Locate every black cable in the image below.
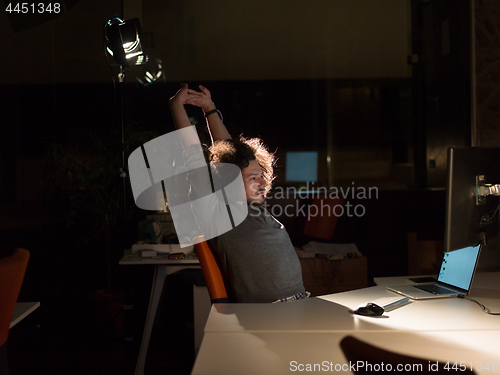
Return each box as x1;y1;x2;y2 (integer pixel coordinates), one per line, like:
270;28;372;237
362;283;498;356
479;202;500;227
458;295;500;315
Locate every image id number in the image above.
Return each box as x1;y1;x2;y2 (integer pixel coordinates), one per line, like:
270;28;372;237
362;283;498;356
444;361;498;372
5;3;61;14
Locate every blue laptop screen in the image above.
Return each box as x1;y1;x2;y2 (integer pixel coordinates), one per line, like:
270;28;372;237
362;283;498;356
438;245;481;290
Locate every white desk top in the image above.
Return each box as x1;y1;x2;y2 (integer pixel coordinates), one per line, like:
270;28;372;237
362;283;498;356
204;272;500;334
205;288;500;333
374;271;500;290
194;272;500;375
193;272;500;375
193;330;500;375
373;271;500;310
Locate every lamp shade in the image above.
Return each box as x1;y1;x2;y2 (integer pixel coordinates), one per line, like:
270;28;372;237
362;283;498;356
136;58;165;86
105;17;147;68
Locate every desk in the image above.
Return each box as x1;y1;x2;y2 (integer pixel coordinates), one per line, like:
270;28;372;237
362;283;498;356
192;272;500;374
10;302;40;329
119;252;211;375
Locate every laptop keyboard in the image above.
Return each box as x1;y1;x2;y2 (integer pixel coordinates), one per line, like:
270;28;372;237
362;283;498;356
414;284;455;295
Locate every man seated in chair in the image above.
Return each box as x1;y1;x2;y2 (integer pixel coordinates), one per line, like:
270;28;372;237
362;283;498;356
170;84;309;303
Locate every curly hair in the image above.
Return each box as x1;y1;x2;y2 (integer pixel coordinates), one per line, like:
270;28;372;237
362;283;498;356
208;136;276;194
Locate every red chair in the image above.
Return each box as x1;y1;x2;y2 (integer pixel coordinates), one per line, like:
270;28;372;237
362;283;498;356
0;248;30;375
303;197;343;240
194;237;234;303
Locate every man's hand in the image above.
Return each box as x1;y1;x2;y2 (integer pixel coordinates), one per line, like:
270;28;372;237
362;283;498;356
170;83;231;142
185;85;216;113
170;83;202;107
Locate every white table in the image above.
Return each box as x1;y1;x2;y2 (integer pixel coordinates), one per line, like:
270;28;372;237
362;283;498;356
119;252;210;375
194;331;500;375
192;272;500;374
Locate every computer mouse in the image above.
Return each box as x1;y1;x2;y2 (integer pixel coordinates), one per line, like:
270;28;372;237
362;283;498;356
352;302;384;317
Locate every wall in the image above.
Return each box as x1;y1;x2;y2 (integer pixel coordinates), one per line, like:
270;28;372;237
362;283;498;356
144;0;411;82
471;0;500;268
0;1;123;84
474;0;500;146
267;188;447;278
0;0;411;84
1;1;469;280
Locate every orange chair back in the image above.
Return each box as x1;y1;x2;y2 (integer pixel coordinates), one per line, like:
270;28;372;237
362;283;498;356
0;248;30;346
194;237;233;303
303;197;343;240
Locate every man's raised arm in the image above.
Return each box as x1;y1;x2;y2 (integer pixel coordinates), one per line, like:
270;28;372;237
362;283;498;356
169;83;203;149
188;85;232;143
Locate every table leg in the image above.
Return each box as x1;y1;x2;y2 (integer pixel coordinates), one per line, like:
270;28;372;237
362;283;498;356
193;285;211;355
135;264;167;375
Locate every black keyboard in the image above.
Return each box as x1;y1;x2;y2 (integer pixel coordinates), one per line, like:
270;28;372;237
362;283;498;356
414;284;456;295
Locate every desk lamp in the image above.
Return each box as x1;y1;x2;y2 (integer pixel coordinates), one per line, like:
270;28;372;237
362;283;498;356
105;17;147;68
103;16;148;238
136;58;165;86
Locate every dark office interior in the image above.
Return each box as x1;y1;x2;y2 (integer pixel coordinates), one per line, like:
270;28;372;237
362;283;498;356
2;0;500;374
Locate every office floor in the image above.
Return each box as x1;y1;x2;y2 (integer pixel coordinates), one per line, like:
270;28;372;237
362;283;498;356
7;271;197;375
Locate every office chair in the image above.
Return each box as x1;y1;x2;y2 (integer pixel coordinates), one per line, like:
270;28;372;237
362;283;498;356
339;335;475;374
303;197;343;240
0;248;30;375
194;237;234;304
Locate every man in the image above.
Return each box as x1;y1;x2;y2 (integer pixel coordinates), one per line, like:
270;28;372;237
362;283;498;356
170;84;308;303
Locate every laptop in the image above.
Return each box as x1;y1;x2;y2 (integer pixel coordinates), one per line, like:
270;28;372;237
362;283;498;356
387;244;482;300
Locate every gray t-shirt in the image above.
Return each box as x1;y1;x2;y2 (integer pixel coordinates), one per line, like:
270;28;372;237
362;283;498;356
216;203;306;302
183;145;305;303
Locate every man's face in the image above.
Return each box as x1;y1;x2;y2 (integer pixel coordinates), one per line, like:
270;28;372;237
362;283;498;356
242;160;267;204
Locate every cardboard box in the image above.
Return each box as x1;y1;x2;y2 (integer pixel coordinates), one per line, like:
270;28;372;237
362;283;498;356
300;256;368;297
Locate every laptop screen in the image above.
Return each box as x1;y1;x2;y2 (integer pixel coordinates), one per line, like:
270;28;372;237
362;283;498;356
437;245;481;290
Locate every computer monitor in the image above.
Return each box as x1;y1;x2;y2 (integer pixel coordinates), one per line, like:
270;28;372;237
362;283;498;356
285;151;318;183
444;147;500;252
